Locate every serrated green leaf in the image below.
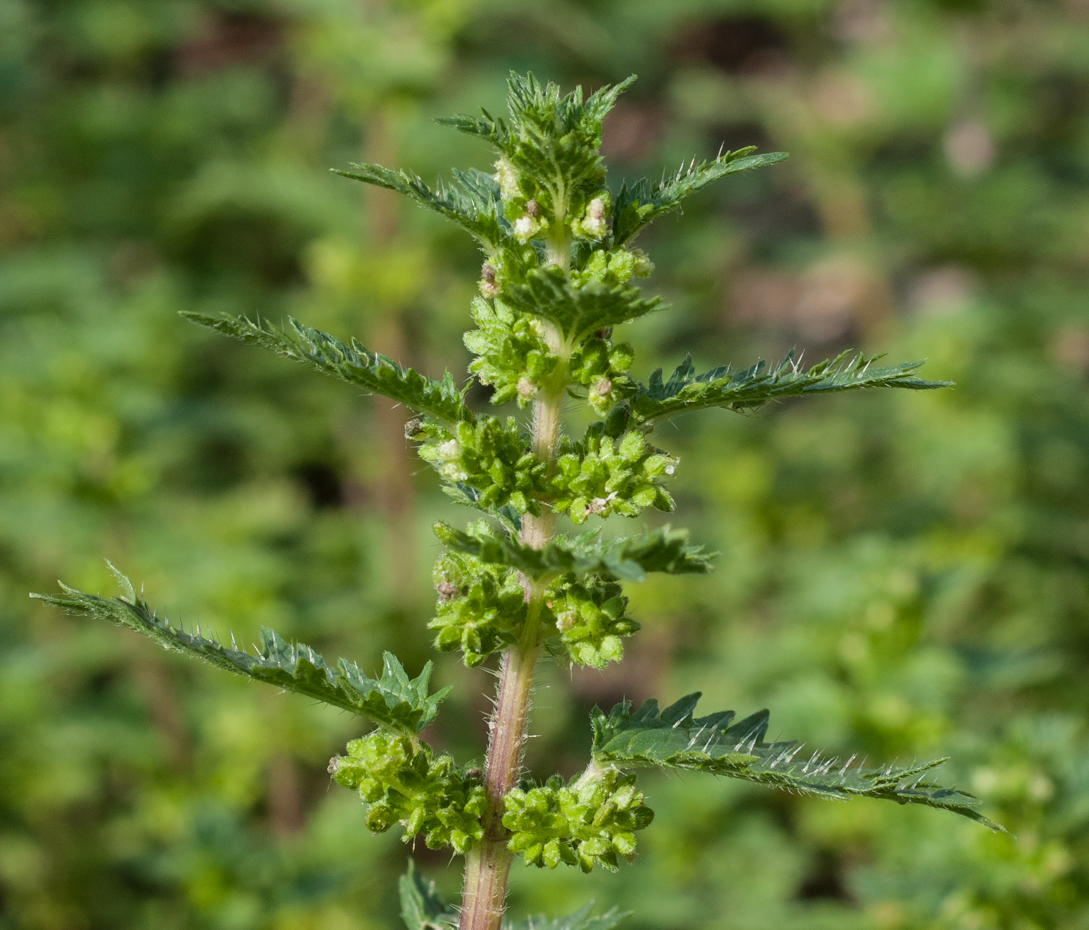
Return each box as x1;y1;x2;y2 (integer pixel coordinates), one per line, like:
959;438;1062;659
506;904;628;930
435;109;510;148
32;567;449;735
333;163;505;250
503;268;663;343
434;523;713;583
181;311;470;426
399;860;458;930
613;149;789;246
591;694;1003;831
625;351;952;425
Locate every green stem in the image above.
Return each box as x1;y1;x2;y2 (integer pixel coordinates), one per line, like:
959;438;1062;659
458;350;564;930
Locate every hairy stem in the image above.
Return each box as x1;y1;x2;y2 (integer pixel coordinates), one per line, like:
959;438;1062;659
459;353;564;930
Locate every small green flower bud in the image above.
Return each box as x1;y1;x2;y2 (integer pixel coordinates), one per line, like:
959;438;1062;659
609;342;635;373
630;249;654;277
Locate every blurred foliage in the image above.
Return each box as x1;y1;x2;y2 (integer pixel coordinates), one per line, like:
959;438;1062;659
2;0;1088;929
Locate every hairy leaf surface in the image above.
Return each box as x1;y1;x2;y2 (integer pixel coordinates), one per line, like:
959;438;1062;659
435;523;713;582
504;269;663;343
436;110;510;148
506;904;628;930
182;311;470;425
334;164;505;249
33;566;449;735
626;351;951;424
614;150;789;245
591;694;1002;830
400;860;458;930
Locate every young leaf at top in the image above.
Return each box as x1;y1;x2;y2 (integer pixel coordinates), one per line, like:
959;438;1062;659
400;860;458;930
181;311;470;426
333;164;505;251
591;694;1003;831
613;149;789;246
505;904;628;930
32;567;449;736
435;523;713;583
624;351;952;426
479;73;635;194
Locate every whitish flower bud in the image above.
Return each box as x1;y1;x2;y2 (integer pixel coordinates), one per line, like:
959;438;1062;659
495;157;519;200
517;376;538;399
580;198;608;239
514;214;541;242
432;438;468;482
555;609;577;633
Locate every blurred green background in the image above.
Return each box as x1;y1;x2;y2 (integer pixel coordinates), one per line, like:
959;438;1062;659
3;0;1089;927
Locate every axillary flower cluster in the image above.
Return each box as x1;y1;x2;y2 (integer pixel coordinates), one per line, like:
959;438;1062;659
37;74;997;930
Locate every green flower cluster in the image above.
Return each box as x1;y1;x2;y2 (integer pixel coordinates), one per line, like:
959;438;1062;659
413;416;547;514
414;421;676;527
547;574;639;669
568;336;636;416
427;552;639;670
503;769;654;872
552;425;677;524
430;550;527;666
331;731;486;854
464;298;559;407
570;246;653;288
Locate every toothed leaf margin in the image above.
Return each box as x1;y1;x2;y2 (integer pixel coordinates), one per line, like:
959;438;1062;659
32;565;449;735
591;693;1003;831
181;311;471;426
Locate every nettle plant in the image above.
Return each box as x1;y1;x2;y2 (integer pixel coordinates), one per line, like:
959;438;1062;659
36;75;1000;930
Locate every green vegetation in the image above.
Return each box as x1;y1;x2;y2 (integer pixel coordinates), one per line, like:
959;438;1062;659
33;72;991;930
5;2;1089;929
